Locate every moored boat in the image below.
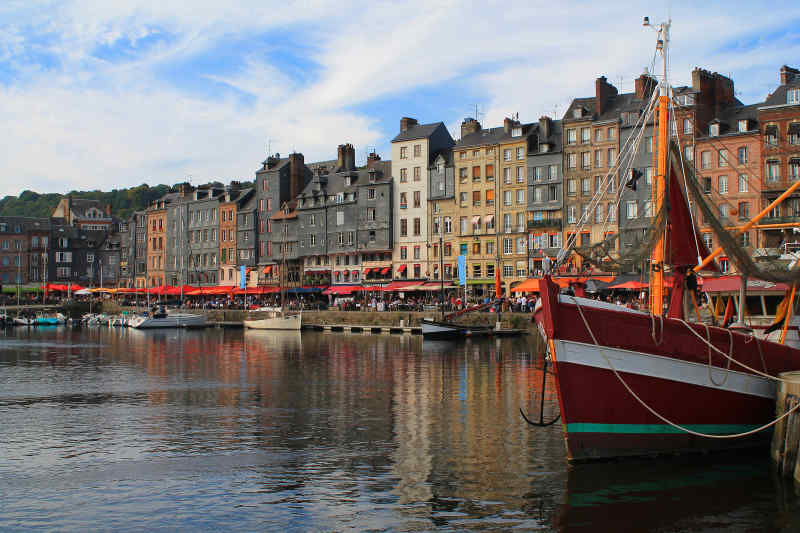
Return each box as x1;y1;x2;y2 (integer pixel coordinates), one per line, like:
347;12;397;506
129;307;206;329
243;311;301;331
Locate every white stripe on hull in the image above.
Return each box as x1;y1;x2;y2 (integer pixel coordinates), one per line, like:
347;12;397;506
421;322;462;335
554;339;776;400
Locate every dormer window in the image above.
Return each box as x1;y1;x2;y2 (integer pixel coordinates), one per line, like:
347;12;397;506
344;176;351;187
512;126;522;137
336;193;344;203
738;119;749;133
709;123;720;137
540;143;550;153
572;108;583;119
788;88;800;105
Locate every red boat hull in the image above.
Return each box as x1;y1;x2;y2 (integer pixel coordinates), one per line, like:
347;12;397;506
535;276;800;462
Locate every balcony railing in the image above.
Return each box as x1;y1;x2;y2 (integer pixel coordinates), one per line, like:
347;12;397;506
527;218;563;230
762;215;800;225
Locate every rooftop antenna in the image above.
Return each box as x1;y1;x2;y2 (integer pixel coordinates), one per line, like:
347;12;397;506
470;103;485;123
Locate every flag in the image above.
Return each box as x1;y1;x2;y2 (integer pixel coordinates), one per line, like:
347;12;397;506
766;290;792;334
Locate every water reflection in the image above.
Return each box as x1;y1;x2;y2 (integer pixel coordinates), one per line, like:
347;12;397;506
1;327;797;531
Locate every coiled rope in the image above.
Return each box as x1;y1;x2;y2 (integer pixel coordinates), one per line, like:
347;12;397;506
569;296;800;439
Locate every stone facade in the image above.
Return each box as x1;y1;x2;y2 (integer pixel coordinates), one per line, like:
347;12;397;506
527;116;563;271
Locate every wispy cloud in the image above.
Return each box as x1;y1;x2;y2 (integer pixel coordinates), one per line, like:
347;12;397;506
1;1;800;197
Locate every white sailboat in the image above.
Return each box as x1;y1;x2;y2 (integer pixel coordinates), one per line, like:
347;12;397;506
244;203;302;331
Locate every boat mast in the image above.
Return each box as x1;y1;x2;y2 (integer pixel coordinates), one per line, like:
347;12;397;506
280;203;287;316
646;17;670;316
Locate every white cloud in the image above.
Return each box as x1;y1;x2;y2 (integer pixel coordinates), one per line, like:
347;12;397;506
1;1;800;197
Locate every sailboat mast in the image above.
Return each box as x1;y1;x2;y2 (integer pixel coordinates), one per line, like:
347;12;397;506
648;18;670;316
280;206;287;315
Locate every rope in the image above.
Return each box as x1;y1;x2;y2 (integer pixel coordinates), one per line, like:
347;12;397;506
569;296;800;439
703;324;733;387
650;312;664;346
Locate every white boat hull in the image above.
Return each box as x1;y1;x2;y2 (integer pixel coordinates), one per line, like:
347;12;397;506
243;314;301;330
130;313;206;329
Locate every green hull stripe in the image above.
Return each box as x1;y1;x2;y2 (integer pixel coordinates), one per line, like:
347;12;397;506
566;422;763;435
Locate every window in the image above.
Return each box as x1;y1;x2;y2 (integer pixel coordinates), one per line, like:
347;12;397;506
788;88;800;105
718;149;728;167
595;129;603;142
503;238;513;254
790;125;800;145
567;128;577;145
516;166;525;183
581;152;590;169
400;146;408;159
643;166;653;185
336;211;344;226
710;123;720;136
486;164;494;181
413;190;421;208
683;119;692;134
703;233;713;250
413;245;420;259
684;144;694;161
413;167;421;181
504;190;512;206
581;177;590;196
607;148;616;166
515;147;523;160
472;166;481;181
644;200;653;217
767;160;780;181
534;187;544;202
444;217;452;233
765;126;778;147
594;150;603;168
549;185;558;201
504;149;512;161
703;177;712;193
400;218;407;236
503;167;511;184
626;201;638;219
460;217;468;235
607;203;616;222
367;208;376;221
738;174;749;193
459;192;467;206
413;144;421;157
594;204;603;223
719;204;729;219
567;153;577;169
738;202;750;220
486;241;494;254
581;127;590;144
472;150;479;158
567;179;577;196
400;192;408;209
400;168;407;182
472;190;481;206
719;175;728;194
472;242;481;254
608;127;616;140
549;165;558;180
400;246;407;259
700;151;711;169
645;137;653;153
516;189;525;204
567;205;576;224
473;264;482;278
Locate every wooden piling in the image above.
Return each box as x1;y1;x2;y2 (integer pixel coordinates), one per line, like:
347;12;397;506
771;371;800;476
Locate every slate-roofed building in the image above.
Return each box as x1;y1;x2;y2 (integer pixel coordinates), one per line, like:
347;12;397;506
296;145;394;286
0;217;50;286
427;147;455;282
236;192;258;286
527;115;563;272
391;117;454;282
51;196;114;231
218;184;254;286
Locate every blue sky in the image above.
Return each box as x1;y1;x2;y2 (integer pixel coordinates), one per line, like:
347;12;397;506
1;1;799;197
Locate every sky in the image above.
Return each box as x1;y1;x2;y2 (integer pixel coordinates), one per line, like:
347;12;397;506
1;0;799;198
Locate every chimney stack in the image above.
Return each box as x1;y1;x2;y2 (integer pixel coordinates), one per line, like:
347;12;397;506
460;117;481;138
504;117;513;133
367;151;382;169
595;76;618;116
634;71;656;99
336;143;356;171
781;65;800;85
289;152;305;200
538;116;551;141
400;117;418;132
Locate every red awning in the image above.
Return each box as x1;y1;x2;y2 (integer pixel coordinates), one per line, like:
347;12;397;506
383;281;418;291
702;275;786;294
363;268;372;275
322;285;361;295
264;265;272;274
608;281;649;290
398;264;407;273
380;267;390;275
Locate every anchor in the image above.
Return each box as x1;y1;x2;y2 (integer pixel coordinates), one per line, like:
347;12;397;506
520;355;561;427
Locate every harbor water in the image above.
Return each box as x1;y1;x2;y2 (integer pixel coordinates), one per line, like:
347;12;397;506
1;327;799;532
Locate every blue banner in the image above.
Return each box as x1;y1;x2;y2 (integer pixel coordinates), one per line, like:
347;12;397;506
457;255;466;286
240;265;246;289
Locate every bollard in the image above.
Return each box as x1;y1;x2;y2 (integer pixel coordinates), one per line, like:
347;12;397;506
772;371;800;474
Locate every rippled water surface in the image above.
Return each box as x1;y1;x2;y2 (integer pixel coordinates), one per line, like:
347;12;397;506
1;327;799;532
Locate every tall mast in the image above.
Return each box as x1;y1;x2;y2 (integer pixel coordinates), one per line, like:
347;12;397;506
280;203;287;316
646;17;670;316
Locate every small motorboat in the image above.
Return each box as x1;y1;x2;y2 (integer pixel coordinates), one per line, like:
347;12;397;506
129;306;206;329
34;313;67;326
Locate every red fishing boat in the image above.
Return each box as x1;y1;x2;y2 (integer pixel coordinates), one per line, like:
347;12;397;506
533;19;800;461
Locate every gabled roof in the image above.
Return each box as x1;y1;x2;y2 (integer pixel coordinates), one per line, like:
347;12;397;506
392;122;445;143
762;78;800;107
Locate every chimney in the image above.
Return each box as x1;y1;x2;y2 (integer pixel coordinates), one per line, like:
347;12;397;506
635;70;656;99
289;152;304;200
367;151;381;169
336;143;356;171
595;76;617;116
267;153;280;169
400;116;418;132
229;181;240;191
538;116;551;140
504;117;513;133
178;182;193;197
460;117;481;138
781;65;800;85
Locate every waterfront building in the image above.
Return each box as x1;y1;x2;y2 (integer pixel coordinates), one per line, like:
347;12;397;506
427;148;455;282
255;152;310;286
527;116;563;273
218;184;254;286
759;65;800;248
391;117;454;282
186;185;224;286
497;117;535;292
51;196;114;231
236;193;258;286
296;145;393;286
145;198;169;287
0;217;48;286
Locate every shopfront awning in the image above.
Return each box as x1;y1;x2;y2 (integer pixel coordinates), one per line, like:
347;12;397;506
263;265;272;274
322;285;361;295
510;278;542;293
397;264;407;273
380;267;391;275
